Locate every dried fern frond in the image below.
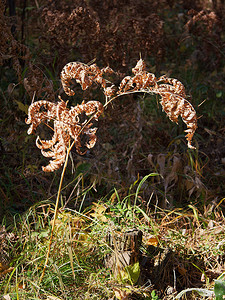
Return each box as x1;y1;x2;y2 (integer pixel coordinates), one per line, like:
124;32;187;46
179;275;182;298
119;59;157;93
26;98;103;172
25;100;57;135
61;62;116;98
160;92;197;149
37;123;69;172
118;59;197;148
26;58;197;172
157;76;186;98
65;100;104;154
60;62;91;95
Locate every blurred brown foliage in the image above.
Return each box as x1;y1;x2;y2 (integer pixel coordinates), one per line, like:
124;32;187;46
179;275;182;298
1;0;224;90
185;9;224;69
39;0;164;72
0;0;30;81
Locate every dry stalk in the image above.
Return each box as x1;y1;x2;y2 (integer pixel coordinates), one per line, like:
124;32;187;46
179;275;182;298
39;144;71;284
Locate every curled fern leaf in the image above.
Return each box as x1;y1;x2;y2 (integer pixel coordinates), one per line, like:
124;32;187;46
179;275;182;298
118;59;197;148
26;98;103;172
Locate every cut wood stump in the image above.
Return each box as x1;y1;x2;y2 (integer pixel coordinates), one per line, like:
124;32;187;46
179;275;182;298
105;228;143;281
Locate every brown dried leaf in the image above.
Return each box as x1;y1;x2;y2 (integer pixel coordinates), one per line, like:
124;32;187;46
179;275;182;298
61;62;109;96
26;98;103;172
118;59;197;148
160;92;197;148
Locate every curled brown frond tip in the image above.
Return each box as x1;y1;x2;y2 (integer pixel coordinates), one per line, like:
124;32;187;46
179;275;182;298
60;62;116;98
118;59;197;149
159;92;197;149
26;99;103;172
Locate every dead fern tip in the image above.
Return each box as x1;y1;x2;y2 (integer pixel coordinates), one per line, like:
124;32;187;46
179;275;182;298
26;99;103;172
60;61;117;99
118;59;197;148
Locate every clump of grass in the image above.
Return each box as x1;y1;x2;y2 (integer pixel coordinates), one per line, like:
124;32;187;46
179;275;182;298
1;182;224;299
0;202;112;299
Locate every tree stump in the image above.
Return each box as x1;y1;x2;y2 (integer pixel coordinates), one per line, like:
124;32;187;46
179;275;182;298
105;228;143;282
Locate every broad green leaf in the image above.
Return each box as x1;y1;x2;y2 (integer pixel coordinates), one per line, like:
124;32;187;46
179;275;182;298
216;91;222;98
119;262;140;285
14;100;29;114
214;280;225;300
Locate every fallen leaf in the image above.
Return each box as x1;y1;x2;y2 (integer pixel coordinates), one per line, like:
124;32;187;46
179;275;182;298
145;235;160;247
114;287;132;300
2;295;11;300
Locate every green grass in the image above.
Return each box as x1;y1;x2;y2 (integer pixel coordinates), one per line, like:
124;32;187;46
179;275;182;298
1;179;225;299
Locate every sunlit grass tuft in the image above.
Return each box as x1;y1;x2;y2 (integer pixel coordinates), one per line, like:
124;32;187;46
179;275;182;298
0;182;225;299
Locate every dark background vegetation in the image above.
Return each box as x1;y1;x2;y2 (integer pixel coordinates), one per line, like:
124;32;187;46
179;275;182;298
0;0;225;221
